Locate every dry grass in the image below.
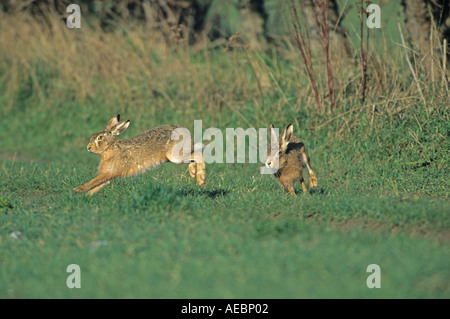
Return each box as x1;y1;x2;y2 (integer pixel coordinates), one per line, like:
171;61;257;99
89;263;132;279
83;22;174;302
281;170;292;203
0;6;448;129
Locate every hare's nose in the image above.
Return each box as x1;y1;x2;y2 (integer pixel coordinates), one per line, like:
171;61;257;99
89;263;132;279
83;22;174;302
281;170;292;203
266;160;272;168
87;146;92;152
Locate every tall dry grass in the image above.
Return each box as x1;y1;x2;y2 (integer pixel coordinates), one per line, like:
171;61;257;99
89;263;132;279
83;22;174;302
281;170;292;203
1;10;158;104
0;9;275;126
0;5;448;134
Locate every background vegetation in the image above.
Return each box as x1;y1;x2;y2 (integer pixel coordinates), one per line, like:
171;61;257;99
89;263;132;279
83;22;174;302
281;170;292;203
0;0;448;298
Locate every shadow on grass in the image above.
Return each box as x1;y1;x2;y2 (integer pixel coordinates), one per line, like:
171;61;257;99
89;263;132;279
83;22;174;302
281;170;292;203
175;187;230;199
291;186;329;196
309;187;329;195
130;180;231;200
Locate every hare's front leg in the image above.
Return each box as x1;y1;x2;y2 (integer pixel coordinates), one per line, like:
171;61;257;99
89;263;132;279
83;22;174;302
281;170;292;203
301;178;309;194
278;176;297;196
284;185;297;196
73;174;112;194
87;180;111;195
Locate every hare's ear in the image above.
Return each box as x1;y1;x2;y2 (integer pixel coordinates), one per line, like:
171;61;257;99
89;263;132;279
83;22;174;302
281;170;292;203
269;124;278;145
106;114;120;131
280;124;293;152
111;120;130;136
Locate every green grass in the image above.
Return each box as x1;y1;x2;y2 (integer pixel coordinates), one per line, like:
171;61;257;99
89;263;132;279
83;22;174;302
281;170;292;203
0;146;449;298
1;89;448;299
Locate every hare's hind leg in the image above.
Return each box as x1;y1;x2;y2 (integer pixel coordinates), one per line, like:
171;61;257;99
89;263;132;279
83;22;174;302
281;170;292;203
306;161;317;188
309;170;317;189
168;148;206;186
301;148;317;188
189;151;206;186
188;162;197;178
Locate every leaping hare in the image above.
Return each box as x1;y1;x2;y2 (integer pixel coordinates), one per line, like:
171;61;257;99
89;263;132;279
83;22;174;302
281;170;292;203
73;114;206;195
265;124;317;196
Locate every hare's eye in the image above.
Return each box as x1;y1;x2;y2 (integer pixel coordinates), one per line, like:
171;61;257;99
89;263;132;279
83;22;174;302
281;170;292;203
97;135;103;141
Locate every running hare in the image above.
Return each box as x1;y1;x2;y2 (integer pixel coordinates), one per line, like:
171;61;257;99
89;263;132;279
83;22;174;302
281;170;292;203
265;124;317;196
73;114;206;195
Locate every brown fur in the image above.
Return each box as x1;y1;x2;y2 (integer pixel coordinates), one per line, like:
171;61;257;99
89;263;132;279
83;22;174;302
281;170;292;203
266;124;317;196
73;114;205;195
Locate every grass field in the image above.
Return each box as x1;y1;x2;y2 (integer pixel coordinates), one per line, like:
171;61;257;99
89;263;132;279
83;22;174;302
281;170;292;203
0;2;449;298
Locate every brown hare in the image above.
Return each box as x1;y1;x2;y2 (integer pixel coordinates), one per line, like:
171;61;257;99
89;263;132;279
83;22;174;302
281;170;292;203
265;124;317;196
73;114;206;195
